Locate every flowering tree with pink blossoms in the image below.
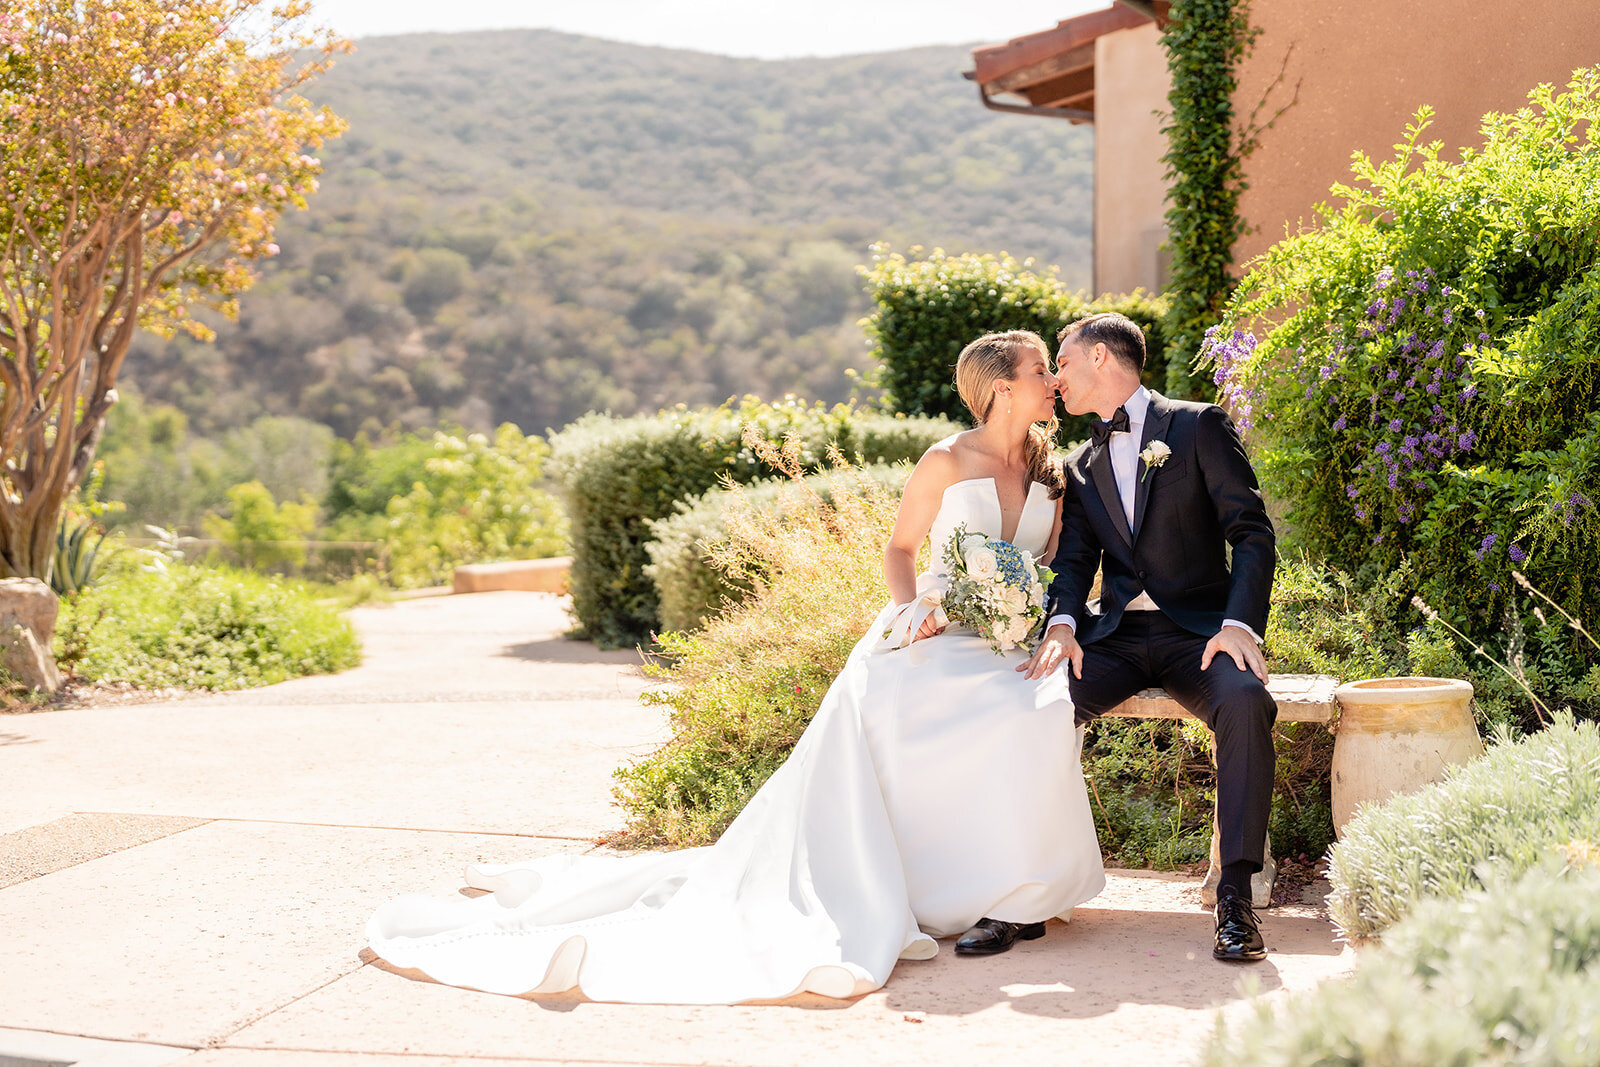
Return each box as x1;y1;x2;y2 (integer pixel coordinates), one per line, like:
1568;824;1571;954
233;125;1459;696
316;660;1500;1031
0;0;346;580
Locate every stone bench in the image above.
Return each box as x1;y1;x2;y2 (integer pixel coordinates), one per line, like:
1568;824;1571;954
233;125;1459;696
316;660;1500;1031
1099;673;1341;908
1105;672;1339;722
452;557;572;595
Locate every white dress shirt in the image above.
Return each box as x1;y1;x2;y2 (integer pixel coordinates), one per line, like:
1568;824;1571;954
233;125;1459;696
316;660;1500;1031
1050;386;1260;644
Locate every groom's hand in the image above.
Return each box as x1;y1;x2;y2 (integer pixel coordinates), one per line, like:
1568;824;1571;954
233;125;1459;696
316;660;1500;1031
1020;623;1081;680
1200;626;1268;682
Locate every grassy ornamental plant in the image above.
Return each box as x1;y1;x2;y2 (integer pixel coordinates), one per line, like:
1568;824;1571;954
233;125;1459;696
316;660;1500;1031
1325;714;1600;941
1205;70;1600;724
645;463;910;635
548;398;952;648
1203;857;1600;1065
611;436;900;847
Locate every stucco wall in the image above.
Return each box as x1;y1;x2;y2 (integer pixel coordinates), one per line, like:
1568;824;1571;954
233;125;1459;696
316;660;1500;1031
1233;1;1600;272
1093;22;1171;296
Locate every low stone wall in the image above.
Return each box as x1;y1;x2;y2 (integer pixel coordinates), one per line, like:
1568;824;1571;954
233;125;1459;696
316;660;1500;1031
451;557;572;595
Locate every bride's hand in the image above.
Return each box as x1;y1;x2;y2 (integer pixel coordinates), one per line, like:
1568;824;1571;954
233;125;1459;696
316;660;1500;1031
912;614;946;642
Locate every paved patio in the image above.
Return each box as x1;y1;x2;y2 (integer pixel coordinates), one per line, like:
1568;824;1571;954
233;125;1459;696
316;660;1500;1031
0;591;1353;1066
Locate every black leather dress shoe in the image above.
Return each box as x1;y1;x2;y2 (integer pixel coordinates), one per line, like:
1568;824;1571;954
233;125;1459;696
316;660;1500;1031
954;917;1047;956
1213;887;1266;962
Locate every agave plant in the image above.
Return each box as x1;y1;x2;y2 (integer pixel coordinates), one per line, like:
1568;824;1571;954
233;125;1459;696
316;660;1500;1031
51;516;106;596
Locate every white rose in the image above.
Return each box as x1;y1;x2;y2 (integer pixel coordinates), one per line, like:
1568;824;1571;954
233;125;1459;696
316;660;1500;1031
1004;587;1027;611
1019;549;1035;571
960;533;988;554
996;617;1030;650
965;547;999;580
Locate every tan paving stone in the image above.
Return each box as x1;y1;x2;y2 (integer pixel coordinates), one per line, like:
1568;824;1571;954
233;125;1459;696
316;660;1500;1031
223;872;1351;1067
0;698;666;839
216;592;652;705
0;812;209;889
0;822;585;1048
0;1027;192;1067
0;590;1355;1065
175;1054;624;1066
0;594;664;841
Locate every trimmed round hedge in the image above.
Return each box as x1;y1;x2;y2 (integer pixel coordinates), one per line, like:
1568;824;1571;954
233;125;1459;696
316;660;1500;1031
860;246;1180;438
547;398;953;648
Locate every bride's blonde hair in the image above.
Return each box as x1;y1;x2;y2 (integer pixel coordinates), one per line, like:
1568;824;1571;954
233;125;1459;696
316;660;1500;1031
954;330;1065;499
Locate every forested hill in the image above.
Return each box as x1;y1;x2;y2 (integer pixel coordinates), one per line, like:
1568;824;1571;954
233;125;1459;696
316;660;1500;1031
124;30;1094;439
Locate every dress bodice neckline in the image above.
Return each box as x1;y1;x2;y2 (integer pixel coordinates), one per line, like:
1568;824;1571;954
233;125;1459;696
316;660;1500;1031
932;476;1053;559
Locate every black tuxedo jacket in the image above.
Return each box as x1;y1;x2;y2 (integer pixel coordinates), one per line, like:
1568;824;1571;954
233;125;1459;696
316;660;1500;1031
1047;392;1275;646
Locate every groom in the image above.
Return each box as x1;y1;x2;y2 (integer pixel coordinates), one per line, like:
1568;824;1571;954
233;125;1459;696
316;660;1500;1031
1021;312;1277;963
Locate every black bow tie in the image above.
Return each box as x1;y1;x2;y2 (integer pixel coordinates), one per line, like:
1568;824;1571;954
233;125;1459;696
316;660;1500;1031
1090;406;1131;447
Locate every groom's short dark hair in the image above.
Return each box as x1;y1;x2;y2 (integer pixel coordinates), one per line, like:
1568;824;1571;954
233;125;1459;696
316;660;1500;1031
1058;313;1146;373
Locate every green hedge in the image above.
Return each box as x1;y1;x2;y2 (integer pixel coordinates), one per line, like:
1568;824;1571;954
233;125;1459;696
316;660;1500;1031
1203;858;1600;1065
1205;71;1600;723
1326;715;1600;941
56;558;362;689
547;398;953;648
646;463;911;634
860;246;1179;438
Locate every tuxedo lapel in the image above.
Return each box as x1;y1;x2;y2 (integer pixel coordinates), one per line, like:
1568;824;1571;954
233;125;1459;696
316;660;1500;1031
1086;442;1134;549
1132;391;1174;540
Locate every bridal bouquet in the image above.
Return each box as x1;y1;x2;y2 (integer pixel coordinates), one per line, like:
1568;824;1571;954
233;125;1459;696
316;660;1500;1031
941;524;1053;654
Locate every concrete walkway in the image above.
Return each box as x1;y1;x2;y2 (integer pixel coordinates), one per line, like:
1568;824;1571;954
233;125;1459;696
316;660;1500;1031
0;592;1353;1066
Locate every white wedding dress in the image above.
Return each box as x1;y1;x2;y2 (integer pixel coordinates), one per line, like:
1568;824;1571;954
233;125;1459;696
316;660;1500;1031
367;477;1105;1003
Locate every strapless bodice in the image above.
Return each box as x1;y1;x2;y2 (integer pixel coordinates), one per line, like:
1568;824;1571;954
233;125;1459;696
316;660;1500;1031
927;478;1054;571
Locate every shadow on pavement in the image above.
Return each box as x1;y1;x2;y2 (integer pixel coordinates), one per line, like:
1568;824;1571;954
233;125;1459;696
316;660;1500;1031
499;638;648;667
879;908;1334;1019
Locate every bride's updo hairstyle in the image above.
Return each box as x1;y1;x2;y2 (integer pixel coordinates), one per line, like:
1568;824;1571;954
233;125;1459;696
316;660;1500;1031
954;330;1065;499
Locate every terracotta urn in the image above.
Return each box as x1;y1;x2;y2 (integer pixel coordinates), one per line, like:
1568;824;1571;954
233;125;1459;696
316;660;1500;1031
1330;676;1481;836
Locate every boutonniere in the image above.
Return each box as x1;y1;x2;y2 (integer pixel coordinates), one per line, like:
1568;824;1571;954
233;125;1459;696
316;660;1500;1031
1138;440;1171;482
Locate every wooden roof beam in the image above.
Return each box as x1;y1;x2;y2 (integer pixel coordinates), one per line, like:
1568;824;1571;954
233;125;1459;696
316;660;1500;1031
989;43;1095;96
969;4;1148;86
1021;66;1095;109
1053;90;1095;113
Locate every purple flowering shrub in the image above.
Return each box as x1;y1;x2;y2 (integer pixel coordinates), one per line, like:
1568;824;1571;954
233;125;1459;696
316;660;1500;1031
1203;69;1600;722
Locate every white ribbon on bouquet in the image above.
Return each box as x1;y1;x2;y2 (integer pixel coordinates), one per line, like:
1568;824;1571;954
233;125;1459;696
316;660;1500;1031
876;575;950;663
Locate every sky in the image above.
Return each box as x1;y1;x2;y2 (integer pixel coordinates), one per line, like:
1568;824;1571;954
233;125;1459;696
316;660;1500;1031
308;0;1109;58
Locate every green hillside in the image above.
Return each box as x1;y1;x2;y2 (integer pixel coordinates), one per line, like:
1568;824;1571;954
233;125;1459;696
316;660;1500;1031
123;30;1093;439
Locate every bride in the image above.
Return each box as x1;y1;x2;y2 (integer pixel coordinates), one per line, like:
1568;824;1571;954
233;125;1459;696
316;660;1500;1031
367;329;1105;1003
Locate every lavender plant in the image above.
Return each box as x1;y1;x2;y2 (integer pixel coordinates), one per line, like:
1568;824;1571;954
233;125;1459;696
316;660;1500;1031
1204;69;1600;721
